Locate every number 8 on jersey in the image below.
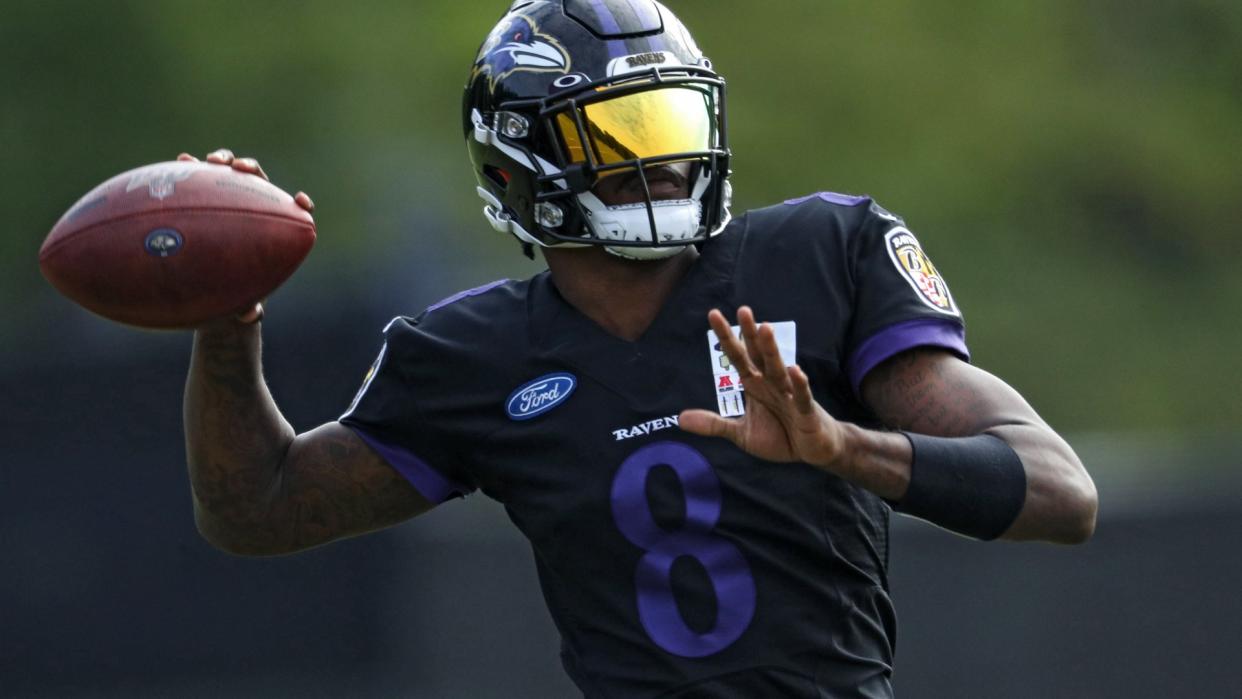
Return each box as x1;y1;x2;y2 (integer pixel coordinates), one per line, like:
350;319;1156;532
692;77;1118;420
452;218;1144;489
609;441;757;658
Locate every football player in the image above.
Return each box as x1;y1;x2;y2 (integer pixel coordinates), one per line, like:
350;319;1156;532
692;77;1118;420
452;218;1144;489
182;1;1098;696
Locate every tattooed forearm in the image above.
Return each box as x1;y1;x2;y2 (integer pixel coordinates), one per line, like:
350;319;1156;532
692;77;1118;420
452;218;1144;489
184;322;430;556
184;321;294;553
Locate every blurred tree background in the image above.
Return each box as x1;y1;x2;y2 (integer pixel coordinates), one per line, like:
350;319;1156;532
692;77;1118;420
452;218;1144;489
2;2;1241;696
4;0;1238;437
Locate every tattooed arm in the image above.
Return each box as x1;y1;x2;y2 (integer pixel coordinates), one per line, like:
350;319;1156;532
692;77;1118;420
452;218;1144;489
860;348;1097;543
680;307;1096;544
184;318;434;556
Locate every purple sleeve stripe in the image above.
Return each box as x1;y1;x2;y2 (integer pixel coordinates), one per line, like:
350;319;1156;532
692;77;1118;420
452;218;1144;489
847;319;970;397
344;425;472;504
425;279;508;315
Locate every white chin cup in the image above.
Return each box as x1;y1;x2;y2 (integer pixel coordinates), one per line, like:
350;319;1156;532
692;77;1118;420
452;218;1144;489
578;195;703;261
606;242;687;261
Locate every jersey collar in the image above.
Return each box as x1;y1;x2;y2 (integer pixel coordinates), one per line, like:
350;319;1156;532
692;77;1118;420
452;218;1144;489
527;222;743;402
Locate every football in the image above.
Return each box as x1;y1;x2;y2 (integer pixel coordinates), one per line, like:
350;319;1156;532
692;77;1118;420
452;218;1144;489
39;160;316;329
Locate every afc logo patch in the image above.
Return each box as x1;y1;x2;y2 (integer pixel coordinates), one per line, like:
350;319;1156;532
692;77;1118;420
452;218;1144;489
885;227;959;316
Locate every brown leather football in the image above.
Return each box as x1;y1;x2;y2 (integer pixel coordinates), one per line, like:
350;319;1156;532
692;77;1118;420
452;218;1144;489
39;161;316;329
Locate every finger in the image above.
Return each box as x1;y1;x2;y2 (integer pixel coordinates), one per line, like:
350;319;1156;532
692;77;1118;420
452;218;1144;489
206;148;235;165
294;191;315;213
678;409;743;445
177;153;199;162
758;323;793;393
231;157;270;181
708;309;758;378
737;306;767;376
789;364;815;415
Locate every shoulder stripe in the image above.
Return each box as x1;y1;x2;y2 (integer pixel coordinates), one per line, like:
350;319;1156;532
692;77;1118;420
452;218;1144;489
425;279;510;314
784;192;871;207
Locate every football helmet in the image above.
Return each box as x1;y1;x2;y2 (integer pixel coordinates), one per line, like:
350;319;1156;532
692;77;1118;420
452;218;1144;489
463;0;732;260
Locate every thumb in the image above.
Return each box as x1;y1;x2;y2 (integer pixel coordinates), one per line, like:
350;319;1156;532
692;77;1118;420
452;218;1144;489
678;409;743;444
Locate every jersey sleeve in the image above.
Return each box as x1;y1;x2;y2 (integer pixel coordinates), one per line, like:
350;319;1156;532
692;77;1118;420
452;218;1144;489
338;316;477;504
844;203;970;395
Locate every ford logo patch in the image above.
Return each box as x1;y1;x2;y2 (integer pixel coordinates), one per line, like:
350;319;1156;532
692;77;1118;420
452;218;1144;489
506;373;576;421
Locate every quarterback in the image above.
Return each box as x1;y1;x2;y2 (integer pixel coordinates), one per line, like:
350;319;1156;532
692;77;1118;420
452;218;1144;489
183;1;1098;696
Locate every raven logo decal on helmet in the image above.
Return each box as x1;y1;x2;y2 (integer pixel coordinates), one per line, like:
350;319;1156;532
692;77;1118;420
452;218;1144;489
472;12;570;91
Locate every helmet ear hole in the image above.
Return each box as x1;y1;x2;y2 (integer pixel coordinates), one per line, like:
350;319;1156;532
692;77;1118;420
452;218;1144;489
484;166;511;191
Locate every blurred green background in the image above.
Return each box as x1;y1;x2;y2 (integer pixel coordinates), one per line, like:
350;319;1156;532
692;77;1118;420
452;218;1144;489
4;2;1241;697
6;0;1239;436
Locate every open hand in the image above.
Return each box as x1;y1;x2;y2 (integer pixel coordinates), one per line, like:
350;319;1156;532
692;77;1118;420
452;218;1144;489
679;307;849;470
178;149;315;324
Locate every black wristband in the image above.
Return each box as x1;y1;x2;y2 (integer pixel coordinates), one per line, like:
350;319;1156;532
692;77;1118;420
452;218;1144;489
894;433;1027;541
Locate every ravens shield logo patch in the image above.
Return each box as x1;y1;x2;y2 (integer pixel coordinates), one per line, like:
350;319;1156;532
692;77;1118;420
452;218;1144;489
885;227;959;316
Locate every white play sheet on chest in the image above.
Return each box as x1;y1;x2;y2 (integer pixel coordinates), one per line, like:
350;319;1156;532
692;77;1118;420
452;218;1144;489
706;321;797;417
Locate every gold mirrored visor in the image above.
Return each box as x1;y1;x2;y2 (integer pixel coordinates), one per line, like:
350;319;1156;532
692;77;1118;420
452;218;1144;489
555;86;714;166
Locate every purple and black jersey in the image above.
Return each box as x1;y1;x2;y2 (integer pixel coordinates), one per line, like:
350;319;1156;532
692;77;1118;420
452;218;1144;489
340;194;968;698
